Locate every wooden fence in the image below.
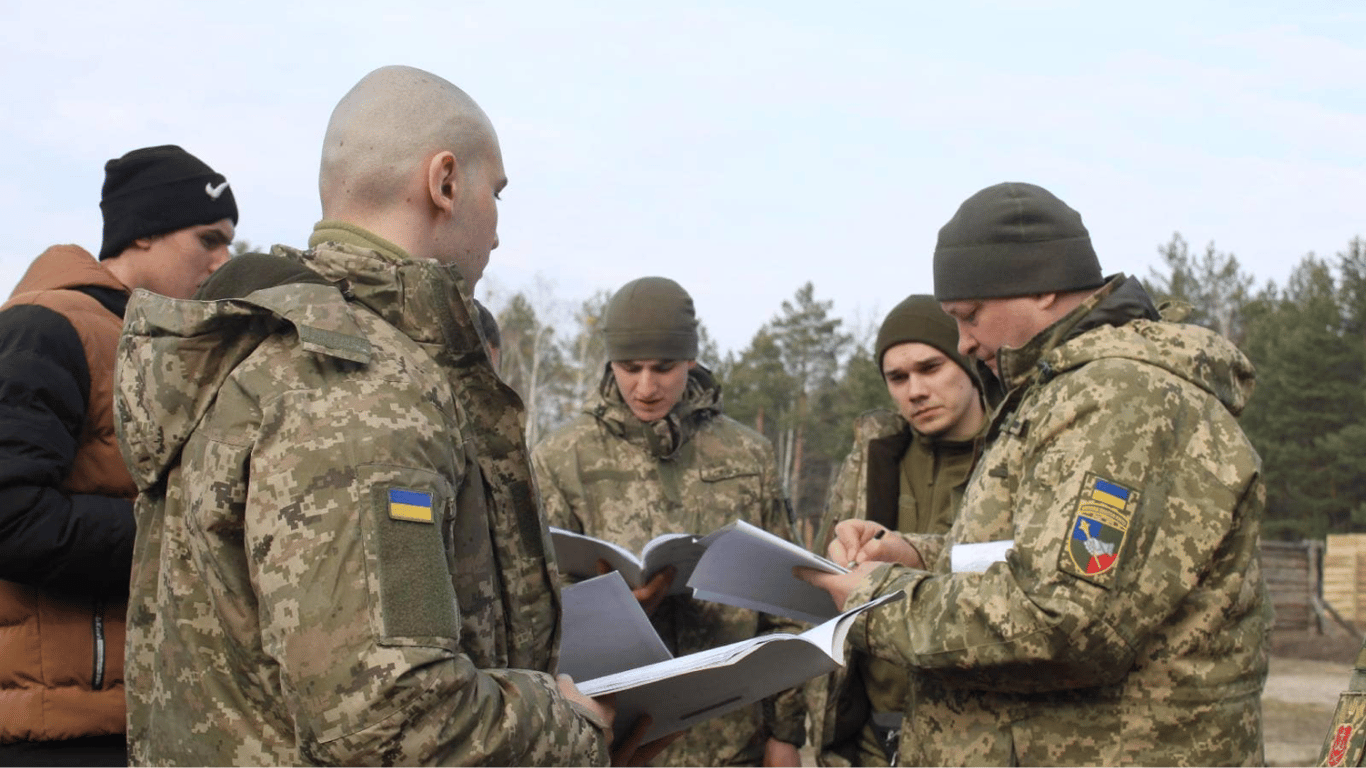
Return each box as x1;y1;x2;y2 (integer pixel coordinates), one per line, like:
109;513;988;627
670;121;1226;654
1323;534;1366;633
1263;539;1323;633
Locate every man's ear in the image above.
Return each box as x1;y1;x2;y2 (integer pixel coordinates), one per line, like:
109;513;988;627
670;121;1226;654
1034;292;1061;310
427;151;460;214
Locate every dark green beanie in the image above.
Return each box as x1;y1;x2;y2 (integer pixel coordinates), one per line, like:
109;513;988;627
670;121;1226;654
933;182;1104;301
874;294;977;385
603;276;699;361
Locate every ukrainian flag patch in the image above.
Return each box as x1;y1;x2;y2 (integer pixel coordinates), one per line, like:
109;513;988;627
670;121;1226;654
387;488;434;524
1060;473;1138;586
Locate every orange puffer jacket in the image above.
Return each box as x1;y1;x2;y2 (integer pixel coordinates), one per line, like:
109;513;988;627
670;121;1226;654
0;245;135;743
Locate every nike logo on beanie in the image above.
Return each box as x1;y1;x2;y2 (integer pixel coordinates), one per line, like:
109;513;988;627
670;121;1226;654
205;181;230;200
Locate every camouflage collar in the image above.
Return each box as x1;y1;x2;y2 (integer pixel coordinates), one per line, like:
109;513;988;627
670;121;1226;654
592;365;724;460
298;224;483;359
994;274;1159;388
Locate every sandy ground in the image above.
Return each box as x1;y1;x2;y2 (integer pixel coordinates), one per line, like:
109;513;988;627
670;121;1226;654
1264;656;1351;766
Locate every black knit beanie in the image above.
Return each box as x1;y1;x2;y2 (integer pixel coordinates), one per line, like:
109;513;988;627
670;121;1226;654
99;145;238;261
874;294;977;384
603;276;699;361
933;182;1103;301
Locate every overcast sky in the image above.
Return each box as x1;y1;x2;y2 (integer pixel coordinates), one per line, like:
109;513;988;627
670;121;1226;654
3;0;1362;354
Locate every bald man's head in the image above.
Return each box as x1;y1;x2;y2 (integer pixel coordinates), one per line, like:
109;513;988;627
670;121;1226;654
318;66;506;282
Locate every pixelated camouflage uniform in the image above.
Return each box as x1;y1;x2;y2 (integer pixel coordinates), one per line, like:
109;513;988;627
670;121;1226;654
842;276;1271;766
532;366;806;766
1318;637;1366;766
807;409;981;766
114;224;608;766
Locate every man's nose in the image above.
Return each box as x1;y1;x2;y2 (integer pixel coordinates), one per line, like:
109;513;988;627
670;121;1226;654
210;246;232;272
957;330;977;359
907;374;928;400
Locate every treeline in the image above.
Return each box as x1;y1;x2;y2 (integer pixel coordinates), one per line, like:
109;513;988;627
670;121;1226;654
483;233;1366;545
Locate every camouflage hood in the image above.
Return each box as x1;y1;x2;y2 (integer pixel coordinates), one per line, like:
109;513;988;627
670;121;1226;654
996;275;1256;417
118;241;482;490
589;364;724;460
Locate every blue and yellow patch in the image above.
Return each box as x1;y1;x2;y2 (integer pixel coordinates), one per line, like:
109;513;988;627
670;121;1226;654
387;488;434;524
1060;473;1138;586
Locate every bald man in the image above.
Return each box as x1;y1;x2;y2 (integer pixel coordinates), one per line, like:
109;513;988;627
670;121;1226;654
115;66;630;766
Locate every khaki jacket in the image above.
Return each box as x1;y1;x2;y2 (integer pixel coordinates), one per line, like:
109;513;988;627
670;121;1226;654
532;367;805;766
807;410;980;765
115;226;607;766
846;276;1271;766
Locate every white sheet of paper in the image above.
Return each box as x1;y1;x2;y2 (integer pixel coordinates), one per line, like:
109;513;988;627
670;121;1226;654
687;520;849;624
950;539;1014;573
557;572;672;682
576;591;904;742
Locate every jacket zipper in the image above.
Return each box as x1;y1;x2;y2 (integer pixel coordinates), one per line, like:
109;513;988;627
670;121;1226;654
91;597;106;690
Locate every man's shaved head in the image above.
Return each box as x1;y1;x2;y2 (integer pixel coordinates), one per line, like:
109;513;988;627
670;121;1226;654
320;65;495;217
318;65;507;282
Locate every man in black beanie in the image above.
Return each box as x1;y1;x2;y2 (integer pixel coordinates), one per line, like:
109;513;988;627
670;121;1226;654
801;181;1269;765
806;295;992;766
0;145;235;765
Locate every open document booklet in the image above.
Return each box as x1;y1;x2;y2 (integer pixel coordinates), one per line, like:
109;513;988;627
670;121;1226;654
550;528;704;596
551;519;850;622
559;571;904;744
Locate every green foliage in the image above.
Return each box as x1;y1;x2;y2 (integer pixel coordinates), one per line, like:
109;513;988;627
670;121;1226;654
1228;249;1366;539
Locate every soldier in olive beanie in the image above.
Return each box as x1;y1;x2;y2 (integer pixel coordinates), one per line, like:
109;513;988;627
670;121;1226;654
874;294;978;383
933;182;1104;301
602;276;699;361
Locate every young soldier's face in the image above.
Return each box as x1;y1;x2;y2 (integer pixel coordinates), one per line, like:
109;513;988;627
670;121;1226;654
882;342;982;441
610;359;696;423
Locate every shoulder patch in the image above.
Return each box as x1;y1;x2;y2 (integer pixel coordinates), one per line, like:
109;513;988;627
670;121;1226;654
1322;693;1366;766
388;488;434;523
1059;473;1138;587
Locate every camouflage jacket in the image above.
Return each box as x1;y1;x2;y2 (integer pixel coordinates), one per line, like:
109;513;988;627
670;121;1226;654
114;226;608;766
844;276;1271;766
532;366;805;766
808;410;980;766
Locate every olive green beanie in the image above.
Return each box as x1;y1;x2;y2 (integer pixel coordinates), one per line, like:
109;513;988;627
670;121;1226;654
603;276;699;361
874;294;976;384
933;182;1104;301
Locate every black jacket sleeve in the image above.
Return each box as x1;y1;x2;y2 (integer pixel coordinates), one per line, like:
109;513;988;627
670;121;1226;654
0;303;134;597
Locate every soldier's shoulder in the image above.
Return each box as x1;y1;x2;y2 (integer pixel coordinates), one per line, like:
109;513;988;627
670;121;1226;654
696;415;779;471
851;408;905;442
533;413;602;455
706;414;772;451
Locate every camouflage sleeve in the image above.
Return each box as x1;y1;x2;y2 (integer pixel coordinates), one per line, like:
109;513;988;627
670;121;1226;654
246;388;608;766
755;440;808;748
813;438;864;557
901;531;947;570
847;360;1260;693
531;441;583;534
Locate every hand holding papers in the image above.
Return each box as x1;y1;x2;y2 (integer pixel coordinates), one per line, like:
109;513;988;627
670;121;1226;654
552;519;852;623
551;528;702;596
559;572;904;744
687;520;851;624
